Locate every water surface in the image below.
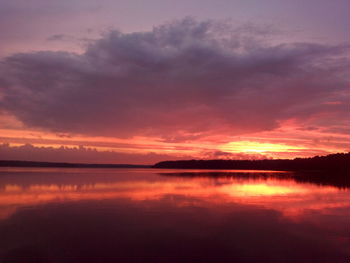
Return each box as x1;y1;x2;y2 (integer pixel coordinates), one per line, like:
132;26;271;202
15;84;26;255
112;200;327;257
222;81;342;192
0;168;349;262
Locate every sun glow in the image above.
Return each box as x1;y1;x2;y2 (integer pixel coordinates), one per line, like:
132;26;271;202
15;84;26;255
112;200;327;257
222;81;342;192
220;141;306;154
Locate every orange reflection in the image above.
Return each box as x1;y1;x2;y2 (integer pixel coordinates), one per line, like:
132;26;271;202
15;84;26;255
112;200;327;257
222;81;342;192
222;183;305;196
0;169;349;221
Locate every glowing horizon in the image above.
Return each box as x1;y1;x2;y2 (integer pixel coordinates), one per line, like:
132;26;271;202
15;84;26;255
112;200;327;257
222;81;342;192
0;124;349;164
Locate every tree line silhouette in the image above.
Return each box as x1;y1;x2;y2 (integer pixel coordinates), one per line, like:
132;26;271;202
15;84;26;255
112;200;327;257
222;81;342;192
153;152;350;172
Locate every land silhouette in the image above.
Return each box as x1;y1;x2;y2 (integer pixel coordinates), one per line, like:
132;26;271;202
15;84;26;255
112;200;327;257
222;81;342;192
153;152;350;172
0;160;149;168
1;152;350;188
1;152;350;171
153;152;350;188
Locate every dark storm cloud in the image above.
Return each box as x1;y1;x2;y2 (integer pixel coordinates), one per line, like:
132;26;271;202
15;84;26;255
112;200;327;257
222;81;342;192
0;18;349;139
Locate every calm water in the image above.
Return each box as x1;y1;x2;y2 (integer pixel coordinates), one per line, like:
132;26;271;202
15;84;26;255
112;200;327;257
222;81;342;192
0;168;350;263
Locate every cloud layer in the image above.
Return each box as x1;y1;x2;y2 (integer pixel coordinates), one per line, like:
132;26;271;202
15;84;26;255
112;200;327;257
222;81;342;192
1;18;349;142
0;143;268;164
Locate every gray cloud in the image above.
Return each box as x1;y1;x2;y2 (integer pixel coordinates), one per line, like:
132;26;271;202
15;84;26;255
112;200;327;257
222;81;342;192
47;34;69;41
0;18;349;140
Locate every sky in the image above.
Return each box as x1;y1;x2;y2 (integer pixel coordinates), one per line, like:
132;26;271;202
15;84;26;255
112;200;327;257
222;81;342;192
0;0;350;164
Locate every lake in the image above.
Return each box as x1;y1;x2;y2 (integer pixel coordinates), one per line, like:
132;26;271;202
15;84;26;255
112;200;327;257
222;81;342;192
0;167;349;263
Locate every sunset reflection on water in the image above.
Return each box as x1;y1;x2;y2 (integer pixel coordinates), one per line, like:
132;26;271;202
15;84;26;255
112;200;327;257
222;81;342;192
0;168;348;220
0;168;350;263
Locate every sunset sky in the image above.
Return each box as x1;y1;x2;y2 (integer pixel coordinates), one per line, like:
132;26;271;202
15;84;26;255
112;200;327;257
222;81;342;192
0;0;350;164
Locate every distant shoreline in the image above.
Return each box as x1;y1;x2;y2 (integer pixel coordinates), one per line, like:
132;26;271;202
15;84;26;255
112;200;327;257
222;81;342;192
153;152;350;172
2;152;350;172
2;154;350;188
0;160;151;169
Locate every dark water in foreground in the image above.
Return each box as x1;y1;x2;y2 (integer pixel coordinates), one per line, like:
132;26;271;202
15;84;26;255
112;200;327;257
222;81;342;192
0;168;349;263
